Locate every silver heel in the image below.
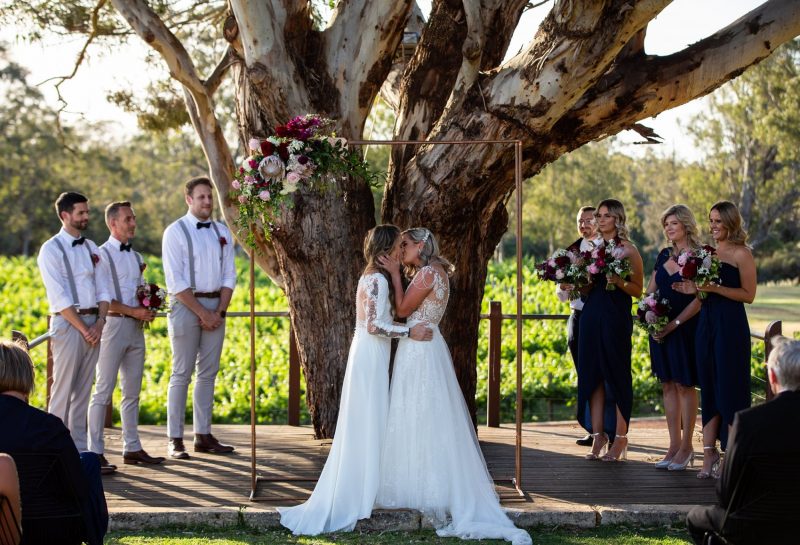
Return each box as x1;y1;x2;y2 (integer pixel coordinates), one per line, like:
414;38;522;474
602;434;628;462
584;433;608;460
667;452;694;471
697;446;720;479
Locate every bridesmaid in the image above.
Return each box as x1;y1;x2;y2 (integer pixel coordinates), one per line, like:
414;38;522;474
646;204;701;471
578;199;644;462
675;201;756;479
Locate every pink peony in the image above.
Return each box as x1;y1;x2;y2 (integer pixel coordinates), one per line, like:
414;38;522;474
238;195;248;203
286;171;302;184
248;138;261;151
244;175;255;185
231;179;241;190
142;298;151;307
258;190;271;201
645;310;657;324
555;270;565;280
588;264;600;275
677;253;689;266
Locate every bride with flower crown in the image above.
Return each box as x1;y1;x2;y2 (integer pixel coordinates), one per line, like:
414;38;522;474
376;228;532;545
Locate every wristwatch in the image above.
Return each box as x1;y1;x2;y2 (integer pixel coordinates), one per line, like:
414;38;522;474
219;310;227;318
674;319;681;326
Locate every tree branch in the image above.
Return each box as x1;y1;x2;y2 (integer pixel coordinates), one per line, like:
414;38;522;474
203;45;238;96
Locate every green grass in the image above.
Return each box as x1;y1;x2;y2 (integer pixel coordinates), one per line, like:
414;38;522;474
106;526;692;544
747;282;800;337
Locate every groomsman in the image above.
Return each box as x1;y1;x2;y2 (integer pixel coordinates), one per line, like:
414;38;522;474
162;177;236;459
37;192;111;456
556;206;599;446
88;201;165;471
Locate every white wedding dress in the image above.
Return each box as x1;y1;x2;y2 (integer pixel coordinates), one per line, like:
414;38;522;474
279;272;410;535
376;266;532;545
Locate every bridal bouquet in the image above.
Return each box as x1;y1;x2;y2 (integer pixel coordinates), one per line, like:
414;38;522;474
635;292;671;340
136;282;168;329
586;237;631;291
676;245;721;299
231;114;376;246
535;248;590;299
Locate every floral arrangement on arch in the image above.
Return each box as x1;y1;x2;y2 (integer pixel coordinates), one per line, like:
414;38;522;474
231;114;376;247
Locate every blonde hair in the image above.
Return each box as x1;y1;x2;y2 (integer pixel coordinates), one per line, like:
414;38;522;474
710;201;749;246
0;339;35;395
660;204;701;251
363;224;400;310
402;227;454;278
596;198;629;240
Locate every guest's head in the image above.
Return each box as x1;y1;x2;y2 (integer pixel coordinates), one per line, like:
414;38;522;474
709;200;748;246
576;206;596;239
767;336;800;394
0;340;35;400
400;228;454;277
184;176;214;220
105;201;137;243
363;224;401;273
595;199;628;240
55;192;90;232
660;204;700;249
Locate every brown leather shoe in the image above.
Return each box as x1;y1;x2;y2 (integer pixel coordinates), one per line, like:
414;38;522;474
194;433;234;454
168;437;190;459
123;449;166;465
98;454;117;475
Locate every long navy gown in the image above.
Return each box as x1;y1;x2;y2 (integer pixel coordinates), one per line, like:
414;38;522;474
695;262;751;450
577;275;632;439
649;248;698;386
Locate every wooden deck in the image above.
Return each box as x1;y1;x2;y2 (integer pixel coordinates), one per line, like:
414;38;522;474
100;419;717;512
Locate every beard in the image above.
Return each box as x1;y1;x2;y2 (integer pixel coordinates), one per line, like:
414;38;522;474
70;218;89;231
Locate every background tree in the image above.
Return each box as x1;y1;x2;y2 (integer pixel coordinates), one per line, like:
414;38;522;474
4;1;799;437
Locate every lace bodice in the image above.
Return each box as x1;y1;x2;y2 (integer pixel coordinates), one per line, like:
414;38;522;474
355;273;409;338
408;265;449;325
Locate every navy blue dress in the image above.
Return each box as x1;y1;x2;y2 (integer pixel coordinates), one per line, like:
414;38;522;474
649;249;698;386
695;262;751;450
577;275;632;436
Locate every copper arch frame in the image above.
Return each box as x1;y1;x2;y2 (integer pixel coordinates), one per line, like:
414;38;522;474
247;138;527;501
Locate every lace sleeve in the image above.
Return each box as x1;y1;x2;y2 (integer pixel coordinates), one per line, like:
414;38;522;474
410;266;437;290
365;275;410;338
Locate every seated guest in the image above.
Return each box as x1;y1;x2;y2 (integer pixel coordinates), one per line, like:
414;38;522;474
0;453;21;545
0;339;108;545
686;336;800;545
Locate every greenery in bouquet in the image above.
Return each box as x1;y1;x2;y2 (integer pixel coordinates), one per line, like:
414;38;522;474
635;291;671;340
535;248;590;299
230;114;377;247
585;237;631;291
677;245;721;299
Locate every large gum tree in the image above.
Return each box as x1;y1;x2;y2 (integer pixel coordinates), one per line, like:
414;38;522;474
11;0;800;437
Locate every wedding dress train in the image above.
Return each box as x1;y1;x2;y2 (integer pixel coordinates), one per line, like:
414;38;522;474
279;272;409;535
376;266;532;545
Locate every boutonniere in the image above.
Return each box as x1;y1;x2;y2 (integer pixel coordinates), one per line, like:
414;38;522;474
91;253;100;266
139;262;147;273
219;236;228;248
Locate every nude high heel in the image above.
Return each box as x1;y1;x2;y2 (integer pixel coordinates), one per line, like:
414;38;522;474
697;446;721;479
601;434;628;462
667;452;695;471
584;433;608;460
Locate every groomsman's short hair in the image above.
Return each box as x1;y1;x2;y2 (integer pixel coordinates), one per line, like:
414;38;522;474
185;176;213;197
769;336;800;391
105;201;133;223
54;192;88;217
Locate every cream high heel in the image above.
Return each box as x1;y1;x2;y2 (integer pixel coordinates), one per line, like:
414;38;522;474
584;433;608;460
654;450;677;469
667;451;695;471
697;446;721;479
601;434;628;462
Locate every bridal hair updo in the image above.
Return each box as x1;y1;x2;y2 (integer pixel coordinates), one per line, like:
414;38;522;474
402;227;455;278
660;204;701;250
710;200;749;246
596;198;630;240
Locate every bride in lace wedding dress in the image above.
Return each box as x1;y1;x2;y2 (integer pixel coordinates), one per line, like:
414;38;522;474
279;225;432;535
376;228;532;545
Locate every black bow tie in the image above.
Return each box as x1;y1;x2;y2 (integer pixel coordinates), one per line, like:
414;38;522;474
120;243;132;252
72;237;86;247
196;222;211;229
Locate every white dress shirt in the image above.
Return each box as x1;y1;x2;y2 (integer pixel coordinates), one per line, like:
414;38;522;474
37;228;112;313
97;236;144;307
555;236;600;312
162;212;237;295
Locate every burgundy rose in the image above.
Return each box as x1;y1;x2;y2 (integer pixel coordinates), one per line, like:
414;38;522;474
260;141;275;156
139;262;147;273
681;261;698;279
595;259;606;269
220;236;228;247
91;253;100;266
297;155;309;165
277;143;290;161
655;302;669;314
239;166;245;174
555;256;570;268
275;125;290;137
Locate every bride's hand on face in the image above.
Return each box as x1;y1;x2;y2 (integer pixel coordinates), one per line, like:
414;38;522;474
378;254;401;276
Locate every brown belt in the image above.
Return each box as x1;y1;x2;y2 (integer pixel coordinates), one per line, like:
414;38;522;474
194;291;221;298
107;312;132;319
56;307;99;316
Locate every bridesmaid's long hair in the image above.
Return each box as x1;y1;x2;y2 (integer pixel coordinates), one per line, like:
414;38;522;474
363;224;400;310
710;200;749;246
402;227;455;278
660;204;701;252
596;198;630;240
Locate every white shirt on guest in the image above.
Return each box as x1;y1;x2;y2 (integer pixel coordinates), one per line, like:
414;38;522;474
97;236;144;307
37;228;112;313
162;212;236;296
555;236;600;312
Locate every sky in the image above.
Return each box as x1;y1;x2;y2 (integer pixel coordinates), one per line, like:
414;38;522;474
1;0;767;161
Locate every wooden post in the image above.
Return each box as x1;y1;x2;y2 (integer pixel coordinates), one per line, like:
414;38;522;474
763;320;782;402
288;326;300;426
487;301;502;427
